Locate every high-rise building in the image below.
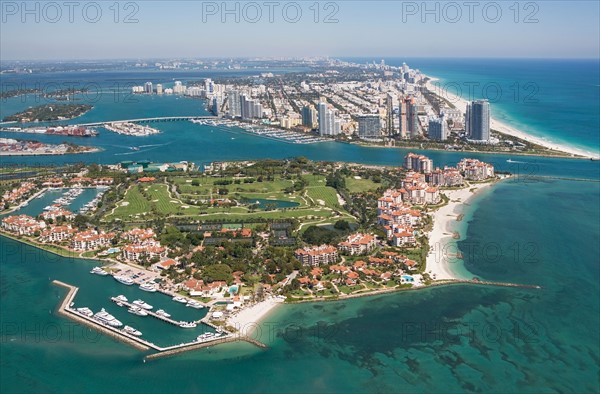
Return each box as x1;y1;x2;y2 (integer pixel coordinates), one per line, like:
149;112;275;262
144;82;153;94
399;96;418;138
386;94;394;136
466;100;490;141
173;81;185;95
211;96;221;116
204;78;214;94
227;90;241;117
428;114;448;141
302;106;317;129
357;115;382;138
318;102;330;136
240;95;262;120
155;84;163;95
407;98;419;138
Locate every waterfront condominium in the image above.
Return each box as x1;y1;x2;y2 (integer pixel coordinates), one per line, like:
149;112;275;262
399;96;418;139
466;100;490;141
428;114;448;141
318;101;338;136
357;115;382;138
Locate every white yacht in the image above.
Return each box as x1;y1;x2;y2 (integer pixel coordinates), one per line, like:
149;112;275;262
139;282;157;292
179;321;197;328
94;308;123;327
123;326;142;336
75;307;93;317
172;296;188;303
186;300;204;309
90;266;109;276
132;299;153;310
155;309;171;318
114;275;134;286
114;295;128;303
128;306;148;316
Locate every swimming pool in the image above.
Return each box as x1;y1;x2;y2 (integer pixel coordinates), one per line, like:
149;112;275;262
401;275;414;282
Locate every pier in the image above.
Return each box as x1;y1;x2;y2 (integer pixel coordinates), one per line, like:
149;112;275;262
52;280;268;357
109;296;202;327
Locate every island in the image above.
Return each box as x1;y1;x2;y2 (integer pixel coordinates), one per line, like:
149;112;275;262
3;103;92;122
0;138;99;156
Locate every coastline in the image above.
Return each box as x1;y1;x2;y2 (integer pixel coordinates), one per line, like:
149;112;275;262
425;77;600;160
426;178;504;280
226;298;283;337
0;147;100;156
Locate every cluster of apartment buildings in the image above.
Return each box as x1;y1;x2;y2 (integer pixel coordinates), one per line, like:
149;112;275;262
377;192;422;247
1;181;36;208
295;233;378;266
1;215;46;235
120;228;167;263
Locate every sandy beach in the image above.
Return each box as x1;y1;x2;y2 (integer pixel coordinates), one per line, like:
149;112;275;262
226;297;283;337
425;77;599;159
426;181;498;280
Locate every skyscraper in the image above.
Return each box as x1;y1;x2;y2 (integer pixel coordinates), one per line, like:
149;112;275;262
386;93;394;136
144;82;153;94
405;97;419;138
428;114;448;141
302;106;317;129
156;84;163;95
357;115;382;138
466;100;490;141
399;96;418;138
318;102;329;136
227;90;241;117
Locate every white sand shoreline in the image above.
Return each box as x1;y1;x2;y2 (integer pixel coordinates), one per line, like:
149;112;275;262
426;179;501;280
425;76;599;160
226;297;284;337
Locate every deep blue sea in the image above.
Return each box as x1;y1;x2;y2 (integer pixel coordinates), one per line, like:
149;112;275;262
0;59;599;393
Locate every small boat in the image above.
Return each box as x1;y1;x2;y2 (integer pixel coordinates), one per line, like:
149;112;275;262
114;275;134;286
90;267;109;276
128;306;148;316
132;299;153;310
172;296;188;303
155;309;171;318
139;282;157;292
123;325;142;336
76;307;93;317
179;321;197;328
114;295;128;303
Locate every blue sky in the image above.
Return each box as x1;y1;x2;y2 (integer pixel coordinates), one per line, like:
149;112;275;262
1;1;598;60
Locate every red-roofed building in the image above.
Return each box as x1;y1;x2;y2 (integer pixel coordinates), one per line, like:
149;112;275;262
71;229;115;251
39;225;77;243
338;233;377;255
121;244;166;262
157;259;179;270
295;244;338;266
1;215;46;235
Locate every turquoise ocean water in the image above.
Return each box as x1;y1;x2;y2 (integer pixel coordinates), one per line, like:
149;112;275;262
0;59;599;393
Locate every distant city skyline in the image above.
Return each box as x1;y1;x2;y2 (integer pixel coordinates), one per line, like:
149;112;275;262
1;1;599;60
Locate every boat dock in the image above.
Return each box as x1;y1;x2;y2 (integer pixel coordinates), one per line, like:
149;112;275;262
53;280;156;351
52;280;267;357
109;296;201;327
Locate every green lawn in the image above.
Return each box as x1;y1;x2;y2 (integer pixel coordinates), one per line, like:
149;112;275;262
345;177;381;193
306;186;341;208
107;186;152;219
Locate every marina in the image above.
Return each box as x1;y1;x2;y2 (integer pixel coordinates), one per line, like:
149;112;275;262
53;280;267;356
189;118;330;144
110;296;203;328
